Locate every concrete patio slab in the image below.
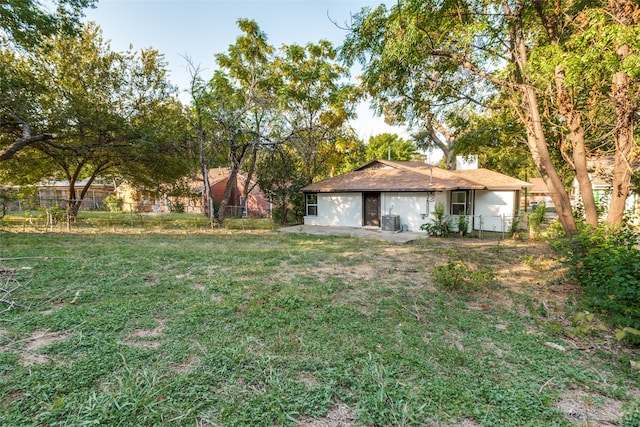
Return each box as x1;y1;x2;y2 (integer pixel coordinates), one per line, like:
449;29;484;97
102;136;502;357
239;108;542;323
278;225;427;244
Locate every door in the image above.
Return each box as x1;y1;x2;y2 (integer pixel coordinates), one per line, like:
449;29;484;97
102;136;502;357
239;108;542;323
363;192;380;226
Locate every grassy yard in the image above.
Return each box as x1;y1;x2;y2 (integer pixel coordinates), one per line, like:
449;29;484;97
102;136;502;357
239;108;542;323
0;227;638;426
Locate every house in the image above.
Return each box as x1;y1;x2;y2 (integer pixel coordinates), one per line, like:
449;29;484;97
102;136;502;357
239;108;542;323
528;178;551;208
37;179;115;210
571;158;639;219
301;160;532;232
116;168;271;218
195;168;271;218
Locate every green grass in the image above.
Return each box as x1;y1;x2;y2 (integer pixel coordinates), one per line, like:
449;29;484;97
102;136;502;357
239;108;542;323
1;210;276;232
0;229;638;426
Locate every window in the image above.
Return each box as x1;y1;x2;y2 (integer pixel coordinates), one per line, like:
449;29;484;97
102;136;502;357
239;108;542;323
451;191;467;215
306;193;318;216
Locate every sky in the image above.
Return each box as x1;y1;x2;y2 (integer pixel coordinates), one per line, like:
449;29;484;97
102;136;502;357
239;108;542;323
83;0;408;141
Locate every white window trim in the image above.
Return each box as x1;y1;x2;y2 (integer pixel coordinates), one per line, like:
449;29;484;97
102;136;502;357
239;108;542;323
306;193;318;216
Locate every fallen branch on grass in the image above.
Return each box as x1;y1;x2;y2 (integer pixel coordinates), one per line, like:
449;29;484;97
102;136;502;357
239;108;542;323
1;268;26;312
1;284;23;312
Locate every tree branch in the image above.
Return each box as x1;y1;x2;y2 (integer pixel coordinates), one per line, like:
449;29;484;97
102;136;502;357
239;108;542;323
1;134;57;162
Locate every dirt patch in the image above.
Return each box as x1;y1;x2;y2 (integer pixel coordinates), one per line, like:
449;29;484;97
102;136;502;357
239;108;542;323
121;318;166;349
448;418;482;427
297;372;318;387
41;302;66;316
554;389;623;426
296;402;357;427
14;329;72;365
170;355;198;374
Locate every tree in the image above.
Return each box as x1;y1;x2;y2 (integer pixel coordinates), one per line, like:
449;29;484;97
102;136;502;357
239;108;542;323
190;21;359;224
255;145;306;224
276;40;359;183
588;0;639;225
1;0;95;48
1;23;189;224
185;60;218;227
0;48;56;162
526;0;639;228
455;109;538;181
209;19;279;224
365;133;417;162
1;0;95;162
342;1;584;235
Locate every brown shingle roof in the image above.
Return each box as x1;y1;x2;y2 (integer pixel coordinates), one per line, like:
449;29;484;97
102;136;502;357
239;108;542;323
302;160;532;193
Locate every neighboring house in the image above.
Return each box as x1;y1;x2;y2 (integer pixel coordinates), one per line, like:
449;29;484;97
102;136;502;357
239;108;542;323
196;168;271;218
301;160;532;232
116;168;271;218
571;157;639;219
528;178;551;207
36;179;115;210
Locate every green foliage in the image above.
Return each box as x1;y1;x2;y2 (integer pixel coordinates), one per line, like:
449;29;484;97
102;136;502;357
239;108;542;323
365;133;417;162
420;202;451;237
103;194;123;212
528;202;546;239
569;311;608;337
0;0;95;49
555;224;640;342
457;214;469;236
2;23;190;221
255;146;307;225
623;402;640;427
168;199;184;213
432;260;496;292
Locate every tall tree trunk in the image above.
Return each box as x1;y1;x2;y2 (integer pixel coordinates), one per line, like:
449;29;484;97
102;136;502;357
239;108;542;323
218;135;250;224
606;70;636;225
606;0;638;226
520;84;577;237
507;2;577;237
197;114;215;228
554;67;599;227
66;183;79;231
241;144;260;215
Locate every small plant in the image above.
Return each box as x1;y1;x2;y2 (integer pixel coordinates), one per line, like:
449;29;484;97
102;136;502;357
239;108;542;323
528;202;546;239
569;311;607;337
509;212;523;238
420;202;451;237
432;260;495;291
457;214;469;236
104;194;123;212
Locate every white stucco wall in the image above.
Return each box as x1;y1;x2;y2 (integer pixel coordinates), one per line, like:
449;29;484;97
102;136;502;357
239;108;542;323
473;190;515;232
303;193;362;227
304;190;518;232
382;192;430;232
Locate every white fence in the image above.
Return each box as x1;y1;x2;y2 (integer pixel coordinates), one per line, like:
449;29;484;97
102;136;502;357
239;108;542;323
445;214;529;239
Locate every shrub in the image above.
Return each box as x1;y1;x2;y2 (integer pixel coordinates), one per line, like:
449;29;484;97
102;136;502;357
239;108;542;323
528;202;546;239
555;224;640;343
103;194;123;212
169;199;185;213
420;202;451;237
457;214;469;236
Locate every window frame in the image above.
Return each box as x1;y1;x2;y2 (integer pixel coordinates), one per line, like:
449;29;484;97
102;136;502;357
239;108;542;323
450;190;467;216
305;193;318;216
